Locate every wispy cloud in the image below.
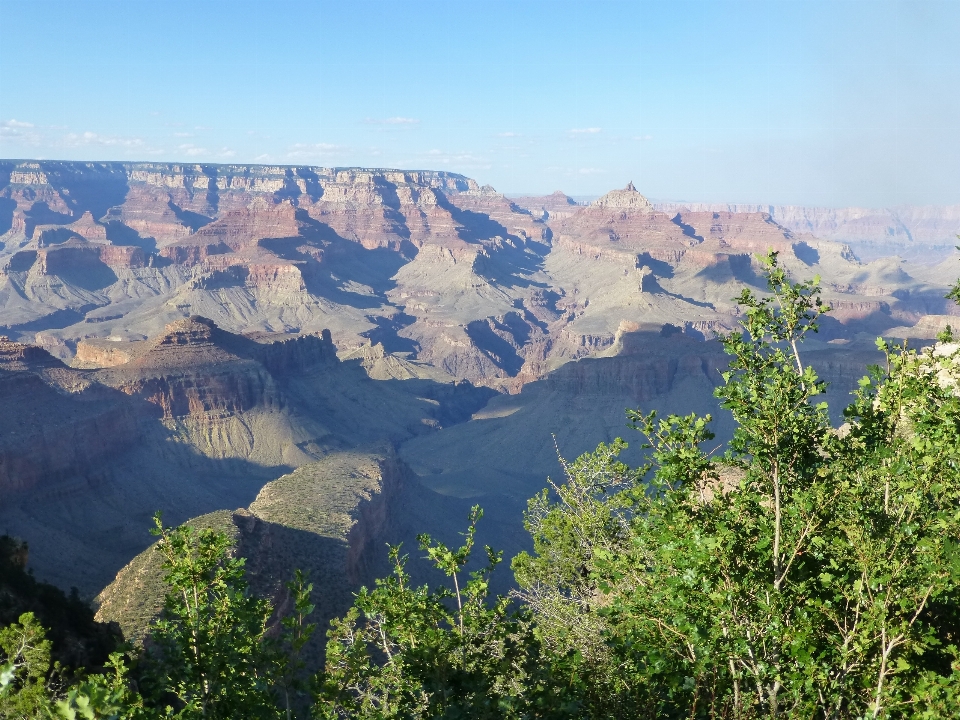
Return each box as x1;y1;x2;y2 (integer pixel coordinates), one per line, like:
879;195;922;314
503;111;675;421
497;131;521;137
1;121;166;155
633;134;654;141
362;117;421;129
285;142;342;160
366;116;419;125
173;132;194;138
175;145;234;158
0;119;41;145
569;127;602;135
178;144;205;156
545;165;606;178
64;131;145;148
401;149;491;170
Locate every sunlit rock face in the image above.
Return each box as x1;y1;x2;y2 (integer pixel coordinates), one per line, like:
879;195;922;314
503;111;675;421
1;160;957;607
2;161;956;390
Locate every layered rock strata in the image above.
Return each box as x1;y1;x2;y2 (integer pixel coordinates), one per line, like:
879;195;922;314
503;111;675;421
2;162;955;390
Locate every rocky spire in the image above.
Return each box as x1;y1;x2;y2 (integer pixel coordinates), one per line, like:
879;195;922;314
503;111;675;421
591;181;653;211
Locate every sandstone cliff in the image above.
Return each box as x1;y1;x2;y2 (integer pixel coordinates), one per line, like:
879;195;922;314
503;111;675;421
94;451;408;651
0;316;493;595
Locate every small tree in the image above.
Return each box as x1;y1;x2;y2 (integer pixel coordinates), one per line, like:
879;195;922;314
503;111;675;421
0;611;57;719
278;570;317;720
514;251;960;718
143;513;280;719
317;506;572;719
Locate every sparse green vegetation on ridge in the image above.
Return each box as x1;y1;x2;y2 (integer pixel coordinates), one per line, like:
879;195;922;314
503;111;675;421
3;254;960;718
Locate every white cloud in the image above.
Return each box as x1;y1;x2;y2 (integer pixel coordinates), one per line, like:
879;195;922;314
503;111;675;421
545;165;606;178
254;153;272;162
0;121;164;155
0;119;42;145
570;127;602;135
173;132;194;138
497;131;520;137
285;142;342;160
403;149;491;170
178;143;209;156
633;134;654;141
362;116;420;126
64;131;145;148
217;148;236;158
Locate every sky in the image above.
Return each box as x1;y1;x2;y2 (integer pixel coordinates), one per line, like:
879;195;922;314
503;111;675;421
0;0;958;207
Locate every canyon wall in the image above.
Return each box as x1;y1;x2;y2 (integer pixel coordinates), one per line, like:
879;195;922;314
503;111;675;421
653;201;960;262
2;162;957;604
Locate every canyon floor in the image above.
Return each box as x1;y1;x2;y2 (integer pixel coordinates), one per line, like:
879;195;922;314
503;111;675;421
1;161;957;640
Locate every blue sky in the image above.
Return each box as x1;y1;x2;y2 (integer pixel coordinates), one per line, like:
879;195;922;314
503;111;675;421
1;0;957;207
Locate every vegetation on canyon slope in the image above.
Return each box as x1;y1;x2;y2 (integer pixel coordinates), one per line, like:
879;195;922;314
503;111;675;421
2;254;960;719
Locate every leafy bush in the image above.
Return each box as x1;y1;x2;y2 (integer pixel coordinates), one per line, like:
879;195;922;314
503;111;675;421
316;506;573;719
513;252;960;718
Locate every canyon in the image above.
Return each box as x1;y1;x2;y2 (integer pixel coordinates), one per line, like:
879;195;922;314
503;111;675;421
1;160;957;641
650;201;960;264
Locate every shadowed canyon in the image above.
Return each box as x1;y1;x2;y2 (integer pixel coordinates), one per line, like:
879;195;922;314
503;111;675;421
1;160;958;641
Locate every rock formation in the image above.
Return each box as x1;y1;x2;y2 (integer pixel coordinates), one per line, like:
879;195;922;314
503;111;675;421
654;201;960;263
1;160;957;614
0;317;492;594
2;161;957;390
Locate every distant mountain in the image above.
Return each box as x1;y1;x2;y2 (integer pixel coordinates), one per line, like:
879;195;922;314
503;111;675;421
654;201;960;263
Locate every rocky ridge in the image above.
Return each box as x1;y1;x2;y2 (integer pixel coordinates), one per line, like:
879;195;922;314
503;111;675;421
0;316;493;594
94;451;409;651
653;201;960;263
4;163;956;393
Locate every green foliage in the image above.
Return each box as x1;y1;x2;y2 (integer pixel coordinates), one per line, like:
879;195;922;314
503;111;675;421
0;515;319;719
54;652;152;720
948;242;960;308
317;506;572;719
514;251;960;718
142;512;280;719
0;535;122;674
0;611;57;718
278;570;317;720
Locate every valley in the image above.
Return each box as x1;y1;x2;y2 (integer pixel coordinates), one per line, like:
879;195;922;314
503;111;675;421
1;160;957;642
